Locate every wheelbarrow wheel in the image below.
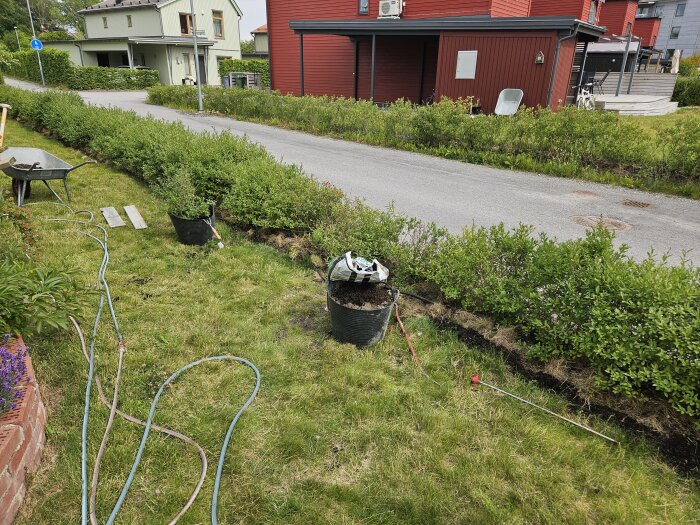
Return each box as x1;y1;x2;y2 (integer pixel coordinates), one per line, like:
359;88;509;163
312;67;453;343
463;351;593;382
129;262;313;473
11;179;31;200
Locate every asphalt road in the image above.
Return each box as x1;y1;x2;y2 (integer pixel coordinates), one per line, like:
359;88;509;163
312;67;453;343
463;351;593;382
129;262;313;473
7;78;700;263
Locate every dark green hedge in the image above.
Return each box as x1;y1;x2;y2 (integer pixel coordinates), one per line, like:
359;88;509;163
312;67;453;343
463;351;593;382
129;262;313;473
217;58;270;86
70;66;160;90
1;84;698;421
3;48;75;85
1;49;160;90
673;77;700;107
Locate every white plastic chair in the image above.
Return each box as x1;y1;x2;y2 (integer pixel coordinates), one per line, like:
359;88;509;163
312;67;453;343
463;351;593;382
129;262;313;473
494;89;524;116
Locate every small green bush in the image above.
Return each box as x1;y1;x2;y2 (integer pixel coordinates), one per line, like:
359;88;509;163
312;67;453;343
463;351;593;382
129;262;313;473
672;77;700;107
155;170;211;219
0;190;87;337
221;158;342;231
217;58;270;86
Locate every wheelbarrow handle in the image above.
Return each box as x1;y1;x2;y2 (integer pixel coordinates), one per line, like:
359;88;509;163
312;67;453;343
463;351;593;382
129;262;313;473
66;160;97;173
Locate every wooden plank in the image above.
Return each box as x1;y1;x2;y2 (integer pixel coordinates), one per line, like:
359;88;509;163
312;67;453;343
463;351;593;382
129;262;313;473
123;205;147;230
101;207;126;228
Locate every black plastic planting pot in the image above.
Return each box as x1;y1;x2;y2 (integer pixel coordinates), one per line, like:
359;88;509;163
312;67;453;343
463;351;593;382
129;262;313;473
326;281;398;348
168;207;214;246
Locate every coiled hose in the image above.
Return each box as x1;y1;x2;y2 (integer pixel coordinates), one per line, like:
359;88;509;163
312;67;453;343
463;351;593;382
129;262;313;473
44;205;260;523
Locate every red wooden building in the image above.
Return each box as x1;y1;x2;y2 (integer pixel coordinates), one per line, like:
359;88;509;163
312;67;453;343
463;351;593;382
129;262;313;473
265;0;611;112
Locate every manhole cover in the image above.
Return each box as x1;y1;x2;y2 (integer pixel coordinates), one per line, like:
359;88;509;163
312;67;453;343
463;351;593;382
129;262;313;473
621;199;653;209
571;216;632;231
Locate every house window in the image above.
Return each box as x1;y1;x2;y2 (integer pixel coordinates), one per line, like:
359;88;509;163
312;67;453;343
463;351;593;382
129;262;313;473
358;0;369;15
675;3;686;16
103;17;108;29
183;53;191;75
670;26;681;39
179;13;194;35
212;10;224;38
127;15;132;27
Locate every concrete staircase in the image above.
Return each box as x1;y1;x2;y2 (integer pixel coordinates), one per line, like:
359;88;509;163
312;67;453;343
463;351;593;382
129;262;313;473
594;95;679;116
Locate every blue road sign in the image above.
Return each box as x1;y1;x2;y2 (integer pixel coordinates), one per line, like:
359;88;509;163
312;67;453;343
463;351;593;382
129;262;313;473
30;39;43;51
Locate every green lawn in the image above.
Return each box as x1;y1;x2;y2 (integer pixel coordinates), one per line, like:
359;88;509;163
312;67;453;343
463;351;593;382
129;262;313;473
7;120;699;524
624;106;700;138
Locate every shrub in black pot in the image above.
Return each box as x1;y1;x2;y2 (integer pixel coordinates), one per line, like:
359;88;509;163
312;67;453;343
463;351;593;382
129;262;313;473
157;171;214;245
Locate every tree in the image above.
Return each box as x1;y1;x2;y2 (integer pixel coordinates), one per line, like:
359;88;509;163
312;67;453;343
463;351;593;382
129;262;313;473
241;39;255;54
0;0;25;35
56;0;93;33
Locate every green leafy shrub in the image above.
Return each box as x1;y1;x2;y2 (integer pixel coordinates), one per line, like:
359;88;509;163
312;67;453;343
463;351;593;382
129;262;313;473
221;158;342;231
0;260;87;336
678;54;700;77
2;30;30;52
39;31;75;42
672;77;700;107
69;66;160;90
155;170;211;219
147;86;699;188
3;84;699;419
217;58;270;86
2;48;75;85
0;189;87;337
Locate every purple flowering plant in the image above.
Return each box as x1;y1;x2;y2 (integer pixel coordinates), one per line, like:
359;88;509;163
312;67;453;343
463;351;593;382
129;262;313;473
0;335;28;416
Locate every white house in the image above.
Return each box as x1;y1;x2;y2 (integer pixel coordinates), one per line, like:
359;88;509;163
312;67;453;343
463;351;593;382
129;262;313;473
44;0;243;85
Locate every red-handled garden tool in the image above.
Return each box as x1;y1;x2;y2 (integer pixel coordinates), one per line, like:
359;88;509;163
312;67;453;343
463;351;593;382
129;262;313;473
470;373;619;445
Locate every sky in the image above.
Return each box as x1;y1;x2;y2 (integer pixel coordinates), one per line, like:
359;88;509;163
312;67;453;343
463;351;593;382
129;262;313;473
237;0;267;39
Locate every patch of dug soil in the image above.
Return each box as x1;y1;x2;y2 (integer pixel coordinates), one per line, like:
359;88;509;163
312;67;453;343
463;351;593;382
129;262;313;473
330;282;394;310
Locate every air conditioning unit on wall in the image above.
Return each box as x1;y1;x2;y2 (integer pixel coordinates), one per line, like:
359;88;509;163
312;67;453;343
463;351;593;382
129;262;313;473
378;0;403;19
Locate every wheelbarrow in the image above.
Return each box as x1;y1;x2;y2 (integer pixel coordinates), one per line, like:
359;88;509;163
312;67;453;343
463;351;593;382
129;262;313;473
0;147;95;207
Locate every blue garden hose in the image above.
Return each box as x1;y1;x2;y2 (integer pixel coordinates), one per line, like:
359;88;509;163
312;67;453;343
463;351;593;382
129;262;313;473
48;208;260;524
106;356;261;525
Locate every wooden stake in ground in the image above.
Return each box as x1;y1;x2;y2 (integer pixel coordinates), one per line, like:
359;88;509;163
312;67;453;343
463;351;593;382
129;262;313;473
0;103;11;149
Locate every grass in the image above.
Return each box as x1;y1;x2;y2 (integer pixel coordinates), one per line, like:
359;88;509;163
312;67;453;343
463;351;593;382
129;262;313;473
623;106;700;138
6;120;699;524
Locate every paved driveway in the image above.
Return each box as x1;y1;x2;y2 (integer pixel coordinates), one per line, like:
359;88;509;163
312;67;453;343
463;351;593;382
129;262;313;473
6;78;700;263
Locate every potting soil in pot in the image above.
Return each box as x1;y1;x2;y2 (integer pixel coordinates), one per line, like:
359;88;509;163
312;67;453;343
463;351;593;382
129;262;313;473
330;282;394;310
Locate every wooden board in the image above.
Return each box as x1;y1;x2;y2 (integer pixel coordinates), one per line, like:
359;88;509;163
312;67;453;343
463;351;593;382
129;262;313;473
124;205;147;230
101;207;126;228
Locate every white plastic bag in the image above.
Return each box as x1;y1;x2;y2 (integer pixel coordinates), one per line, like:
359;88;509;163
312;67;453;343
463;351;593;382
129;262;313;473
329;252;389;283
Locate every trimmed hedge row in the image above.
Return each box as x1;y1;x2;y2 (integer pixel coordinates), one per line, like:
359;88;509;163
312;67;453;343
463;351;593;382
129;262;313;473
217;58;270;86
1;85;698;421
70;66;160;90
147;86;700;190
1;49;160;90
3;48;75;86
673;77;700;107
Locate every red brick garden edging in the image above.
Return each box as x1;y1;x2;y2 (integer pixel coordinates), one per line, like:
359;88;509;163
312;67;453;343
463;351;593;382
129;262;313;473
0;336;46;525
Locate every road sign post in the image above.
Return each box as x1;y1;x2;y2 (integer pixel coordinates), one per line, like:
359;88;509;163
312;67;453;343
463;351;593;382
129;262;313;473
25;0;45;87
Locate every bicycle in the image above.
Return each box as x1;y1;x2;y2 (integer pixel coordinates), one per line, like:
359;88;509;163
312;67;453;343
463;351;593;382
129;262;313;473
576;82;596;110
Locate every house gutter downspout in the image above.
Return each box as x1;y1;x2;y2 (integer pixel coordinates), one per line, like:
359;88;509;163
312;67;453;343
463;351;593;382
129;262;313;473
74;42;84;66
547;23;580;108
